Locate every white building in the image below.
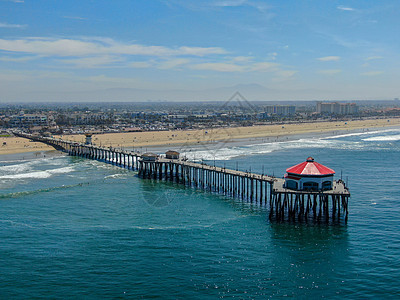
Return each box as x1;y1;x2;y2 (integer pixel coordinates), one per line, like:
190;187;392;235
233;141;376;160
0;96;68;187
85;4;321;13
284;157;335;191
9;114;48;128
316;102;358;115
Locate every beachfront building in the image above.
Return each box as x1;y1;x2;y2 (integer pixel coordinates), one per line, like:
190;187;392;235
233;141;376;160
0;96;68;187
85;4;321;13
284;157;335;191
9;114;48;128
165;150;180;159
141;152;158;162
316;102;358;115
260;105;296;117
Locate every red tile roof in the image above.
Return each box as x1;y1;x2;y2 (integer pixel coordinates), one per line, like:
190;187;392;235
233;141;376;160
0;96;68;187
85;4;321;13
286;157;335;176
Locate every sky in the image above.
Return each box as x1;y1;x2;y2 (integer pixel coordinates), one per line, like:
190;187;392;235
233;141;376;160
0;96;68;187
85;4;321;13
0;0;399;102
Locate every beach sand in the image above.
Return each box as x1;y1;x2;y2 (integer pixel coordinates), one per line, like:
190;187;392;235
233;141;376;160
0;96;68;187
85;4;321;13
2;118;400;155
0;137;54;155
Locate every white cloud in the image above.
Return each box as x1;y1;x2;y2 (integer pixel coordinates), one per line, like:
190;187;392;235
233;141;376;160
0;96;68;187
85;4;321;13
0;22;27;29
232;56;253;62
214;0;247;7
366;56;383;61
275;70;297;78
318;69;342;75
158;58;190;69
178;46;226;56
130;61;153;69
251;61;279;71
0;55;36;62
264;52;278;60
317;56;341;62
213;0;270;12
337;6;355;11
361;71;383;76
0;37;227;57
59;55;125;68
191;62;245;72
190;61;280;72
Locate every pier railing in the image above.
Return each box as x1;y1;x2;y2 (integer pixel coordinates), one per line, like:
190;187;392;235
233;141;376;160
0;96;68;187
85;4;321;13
14;132;350;223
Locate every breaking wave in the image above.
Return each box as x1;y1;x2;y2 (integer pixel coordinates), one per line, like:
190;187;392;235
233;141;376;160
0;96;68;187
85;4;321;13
363;134;400;142
0;183;86;200
324;129;400;140
182;138;344;161
0;166;75;180
182;127;400;161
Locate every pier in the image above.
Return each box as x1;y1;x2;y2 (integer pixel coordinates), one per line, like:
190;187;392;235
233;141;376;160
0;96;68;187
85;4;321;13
14;132;350;223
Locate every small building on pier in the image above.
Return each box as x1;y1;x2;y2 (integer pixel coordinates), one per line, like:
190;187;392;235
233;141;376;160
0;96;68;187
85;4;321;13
85;133;93;145
284;157;335;191
141;152;158;162
165;150;180;160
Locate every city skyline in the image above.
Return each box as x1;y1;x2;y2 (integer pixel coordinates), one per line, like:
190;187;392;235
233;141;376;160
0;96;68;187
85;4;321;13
1;0;399;102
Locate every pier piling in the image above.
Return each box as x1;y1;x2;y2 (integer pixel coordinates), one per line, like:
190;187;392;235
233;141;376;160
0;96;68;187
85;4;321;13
14;132;350;223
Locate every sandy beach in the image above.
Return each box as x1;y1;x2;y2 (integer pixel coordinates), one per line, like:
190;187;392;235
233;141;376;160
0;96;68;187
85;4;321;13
2;118;400;155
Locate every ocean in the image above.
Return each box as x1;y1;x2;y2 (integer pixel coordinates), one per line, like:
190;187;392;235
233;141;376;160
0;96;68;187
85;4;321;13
1;128;400;298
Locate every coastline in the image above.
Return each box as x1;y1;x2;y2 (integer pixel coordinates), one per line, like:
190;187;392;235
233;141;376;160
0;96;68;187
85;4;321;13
2;118;400;156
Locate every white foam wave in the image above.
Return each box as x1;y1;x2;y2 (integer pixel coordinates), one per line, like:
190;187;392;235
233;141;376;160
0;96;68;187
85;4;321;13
0;166;74;179
0;156;67;171
130;224;214;230
324;129;400;139
182;138;339;161
104;173;127;179
0;162;31;173
363;134;400;142
182;128;400;160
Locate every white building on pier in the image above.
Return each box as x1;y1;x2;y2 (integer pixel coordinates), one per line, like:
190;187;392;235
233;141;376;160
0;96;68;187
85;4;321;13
284;157;335;191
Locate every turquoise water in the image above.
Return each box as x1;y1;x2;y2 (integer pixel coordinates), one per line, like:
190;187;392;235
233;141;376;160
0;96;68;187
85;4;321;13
1;128;400;298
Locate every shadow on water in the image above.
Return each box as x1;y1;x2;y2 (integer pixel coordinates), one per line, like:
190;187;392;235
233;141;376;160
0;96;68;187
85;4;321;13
137;177;269;216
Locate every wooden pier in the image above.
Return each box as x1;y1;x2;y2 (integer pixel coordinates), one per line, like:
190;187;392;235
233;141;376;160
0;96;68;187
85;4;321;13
14;132;350;223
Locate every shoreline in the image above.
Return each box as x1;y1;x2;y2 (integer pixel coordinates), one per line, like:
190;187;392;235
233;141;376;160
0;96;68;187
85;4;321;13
2;118;400;156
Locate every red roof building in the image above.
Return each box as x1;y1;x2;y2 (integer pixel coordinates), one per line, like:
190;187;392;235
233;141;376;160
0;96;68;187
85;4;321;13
284;157;335;191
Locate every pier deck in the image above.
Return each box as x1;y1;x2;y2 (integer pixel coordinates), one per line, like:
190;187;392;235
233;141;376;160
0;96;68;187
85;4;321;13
14;132;351;223
272;178;350;195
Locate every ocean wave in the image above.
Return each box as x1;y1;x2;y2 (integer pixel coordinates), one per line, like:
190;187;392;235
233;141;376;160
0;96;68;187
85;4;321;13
104;173;128;179
0;166;75;180
363;134;400;142
0;161;32;173
129;215;250;231
182;138;340;161
130;224;214;230
0;219;35;228
182;129;400;160
323;129;400;140
0;182;85;200
0;156;68;175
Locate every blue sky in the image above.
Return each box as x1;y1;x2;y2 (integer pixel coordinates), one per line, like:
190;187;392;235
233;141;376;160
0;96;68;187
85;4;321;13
0;0;399;102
